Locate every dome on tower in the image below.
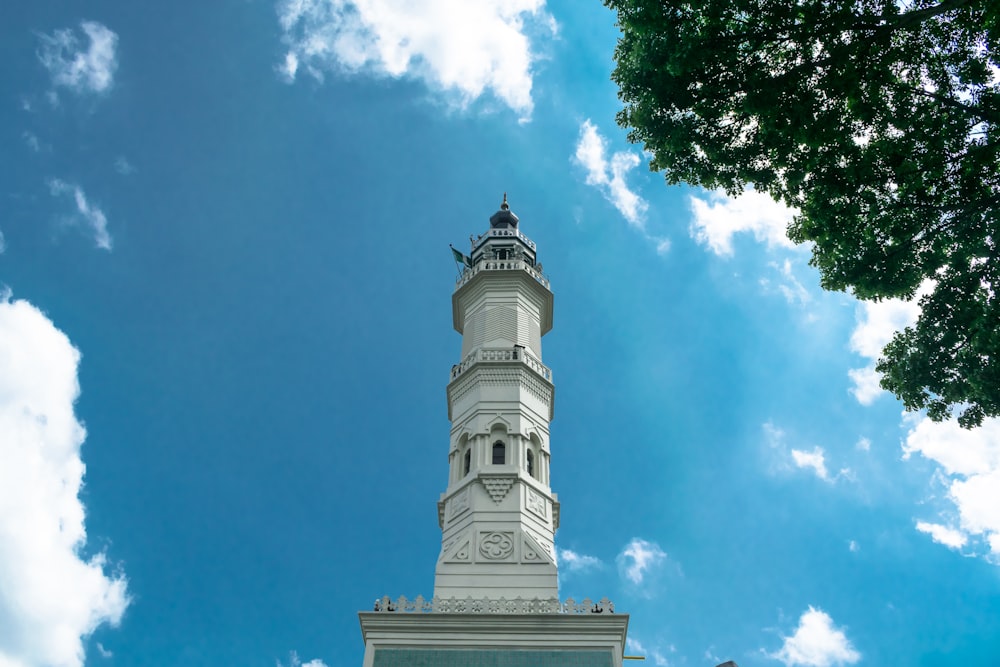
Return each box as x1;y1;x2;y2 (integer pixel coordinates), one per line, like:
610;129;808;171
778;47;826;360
489;193;519;229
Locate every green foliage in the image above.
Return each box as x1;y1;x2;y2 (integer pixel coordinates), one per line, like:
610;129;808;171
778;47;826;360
606;0;1000;427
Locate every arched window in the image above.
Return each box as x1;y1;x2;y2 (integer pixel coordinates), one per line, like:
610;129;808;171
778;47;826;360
463;448;471;476
492;441;506;465
526;450;534;477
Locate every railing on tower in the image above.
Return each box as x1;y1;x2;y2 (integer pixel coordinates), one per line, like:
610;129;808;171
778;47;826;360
455;256;550;290
471;227;537;251
450;346;553;382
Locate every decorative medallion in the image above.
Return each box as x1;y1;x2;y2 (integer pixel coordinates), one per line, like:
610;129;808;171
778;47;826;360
481;476;515;504
479;531;515;560
526;488;547;518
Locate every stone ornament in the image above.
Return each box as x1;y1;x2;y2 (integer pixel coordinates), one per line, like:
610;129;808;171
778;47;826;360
481;476;515;504
479;532;515;560
526;488;547;518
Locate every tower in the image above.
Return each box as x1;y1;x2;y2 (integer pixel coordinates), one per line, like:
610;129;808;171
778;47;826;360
359;198;628;667
435;194;558;600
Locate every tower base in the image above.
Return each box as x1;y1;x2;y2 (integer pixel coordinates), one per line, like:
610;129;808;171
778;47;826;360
359;608;628;667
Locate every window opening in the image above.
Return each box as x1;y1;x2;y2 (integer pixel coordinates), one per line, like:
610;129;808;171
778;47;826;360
492;441;506;465
464;448;471;476
526;450;534;477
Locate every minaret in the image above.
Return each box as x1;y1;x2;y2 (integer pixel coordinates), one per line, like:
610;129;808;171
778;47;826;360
358;198;627;667
435;194;559;600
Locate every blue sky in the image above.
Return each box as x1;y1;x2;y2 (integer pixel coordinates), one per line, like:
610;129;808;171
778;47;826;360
2;1;999;666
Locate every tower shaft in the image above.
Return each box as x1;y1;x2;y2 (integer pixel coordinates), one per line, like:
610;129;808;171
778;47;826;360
434;201;559;600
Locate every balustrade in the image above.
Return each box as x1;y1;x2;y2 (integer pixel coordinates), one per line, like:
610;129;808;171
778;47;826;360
371;595;614;615
455;257;550;290
450;347;553;382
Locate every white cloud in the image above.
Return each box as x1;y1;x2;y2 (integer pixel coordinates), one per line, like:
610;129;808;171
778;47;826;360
113;156;135;175
689;188;796;256
904;416;1000;560
574;120;648;227
902;414;1000;477
23;131;41;152
855;437;871;452
276;0;553;119
47;179;113;250
772;259;811;305
38;21;118;95
769;607;861;667
557;547;602;573
96;642;112;658
791;447;829;480
616;538;666;585
625;637;671;666
0;294;129;667
278;651;329;667
846;282;929;405
915;521;968;550
848;540;859;553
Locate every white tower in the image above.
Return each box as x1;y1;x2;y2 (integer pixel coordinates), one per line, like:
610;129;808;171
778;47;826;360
435;194;559;600
358;198;627;667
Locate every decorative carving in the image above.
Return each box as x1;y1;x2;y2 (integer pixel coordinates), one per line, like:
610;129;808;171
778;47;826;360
479;532;515;560
481;476;515;504
443;536;471;563
448;488;470;519
448;367;553;410
371;595;614;614
526;488;547;518
521;530;554;564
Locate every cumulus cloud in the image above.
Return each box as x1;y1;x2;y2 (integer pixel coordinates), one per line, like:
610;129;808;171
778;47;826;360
38;21;118;95
846;282;929;405
574;119;648;227
276;0;554;118
47;179;113;250
915;521;968;550
768;607;861;667
904;416;1000;558
557;547;602;573
688;188;796;256
277;651;329;667
0;294;129;667
791;447;829;481
616;538;666;586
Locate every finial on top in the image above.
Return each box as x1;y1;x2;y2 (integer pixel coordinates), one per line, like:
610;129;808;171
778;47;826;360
501;192;509;211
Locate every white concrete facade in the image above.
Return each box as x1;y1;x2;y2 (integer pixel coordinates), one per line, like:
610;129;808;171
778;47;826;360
434;202;560;601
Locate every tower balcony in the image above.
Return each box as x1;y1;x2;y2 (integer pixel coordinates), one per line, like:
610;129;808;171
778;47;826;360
455;256;550;291
450;346;552;383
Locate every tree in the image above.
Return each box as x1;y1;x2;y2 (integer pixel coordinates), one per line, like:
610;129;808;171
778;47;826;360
606;0;1000;427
